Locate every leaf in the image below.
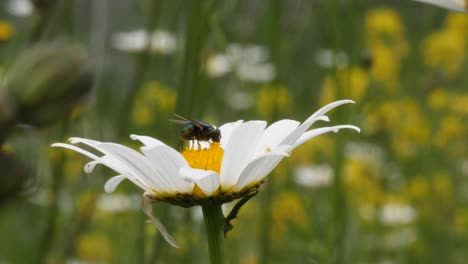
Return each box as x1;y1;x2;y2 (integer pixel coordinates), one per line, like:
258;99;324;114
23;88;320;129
223;190;258;237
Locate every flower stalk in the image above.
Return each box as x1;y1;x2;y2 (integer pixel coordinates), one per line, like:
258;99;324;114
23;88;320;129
202;203;225;264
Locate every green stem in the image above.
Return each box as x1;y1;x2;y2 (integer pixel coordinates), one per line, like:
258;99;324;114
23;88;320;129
202;204;225;264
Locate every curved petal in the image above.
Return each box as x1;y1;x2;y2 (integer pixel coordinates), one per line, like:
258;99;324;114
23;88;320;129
306;99;355;123
220;121;266;190
281;100;355;145
84;160;100;174
293;125;361;149
412;0;467;12
104;175;127;193
52;143;149;192
234;152;289;192
51;143;100;160
142;194;179;248
130;134;166;148
255;119;299;156
218;120;243;147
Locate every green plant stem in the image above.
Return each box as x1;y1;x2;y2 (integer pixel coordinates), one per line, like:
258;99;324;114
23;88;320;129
202;204;225;264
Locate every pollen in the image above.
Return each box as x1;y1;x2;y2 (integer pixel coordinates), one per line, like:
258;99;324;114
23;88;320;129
181;142;224;174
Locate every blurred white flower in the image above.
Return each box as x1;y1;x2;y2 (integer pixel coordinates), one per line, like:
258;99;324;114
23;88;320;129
150;30;177;55
206;54;231;77
294;164;334;188
96;194;140;212
6;0;33;17
380;203;417;226
345;141;385;165
460;159;468;177
412;0;467;12
360;203;417;226
206;43;276;82
236;62;276;83
315;49;349;69
227;43;269;65
111;29;176;55
226;90;253;110
111;30;148;52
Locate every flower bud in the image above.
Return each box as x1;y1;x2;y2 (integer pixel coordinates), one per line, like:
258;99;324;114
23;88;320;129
0;41;93;127
0;149;29;204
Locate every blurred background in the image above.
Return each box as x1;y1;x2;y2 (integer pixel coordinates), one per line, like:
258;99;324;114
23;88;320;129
0;0;467;263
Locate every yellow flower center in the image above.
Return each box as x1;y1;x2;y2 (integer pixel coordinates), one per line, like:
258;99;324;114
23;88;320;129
181;142;224;174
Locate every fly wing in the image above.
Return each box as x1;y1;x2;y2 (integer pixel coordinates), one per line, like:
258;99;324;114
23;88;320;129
168;119;190;126
171;113;203;129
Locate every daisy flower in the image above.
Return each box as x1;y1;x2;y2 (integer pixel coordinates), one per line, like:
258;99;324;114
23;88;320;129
52;99;359;248
412;0;467;12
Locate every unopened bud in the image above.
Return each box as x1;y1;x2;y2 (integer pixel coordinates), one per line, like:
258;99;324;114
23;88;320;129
0;41;93;127
0;149;29;204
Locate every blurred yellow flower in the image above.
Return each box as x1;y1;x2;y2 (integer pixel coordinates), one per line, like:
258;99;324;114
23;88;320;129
0;21;14;41
76;233;112;261
432;173;454;203
405;175;430;202
365;99;430;159
370;44;400;90
320;67;369;104
132;81;176;126
345;159;383;204
366;8;405;43
422;29;465;77
450;93;468;115
445;13;468;35
427;88;449;110
454;209;468;235
365;8;408;57
272;191;307;241
256;84;292;118
435;115;465;147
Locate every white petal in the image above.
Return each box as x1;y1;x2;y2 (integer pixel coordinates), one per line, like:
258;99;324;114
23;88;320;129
96;143;171;193
141;145;193;193
130;134;166;148
234;152;289;192
316;115;330;122
306;100;355;124
220;121;266;190
412;0;467;12
195;173;221;196
53;142;150;191
255;119;299;155
104;175;127;193
51;143;100;160
218;120;243;147
84;160;100;174
293;125;361;149
141;194;179;248
281;100;355;145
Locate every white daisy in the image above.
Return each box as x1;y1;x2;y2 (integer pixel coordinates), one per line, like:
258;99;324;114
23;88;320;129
52;99;359;246
412;0;467;12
